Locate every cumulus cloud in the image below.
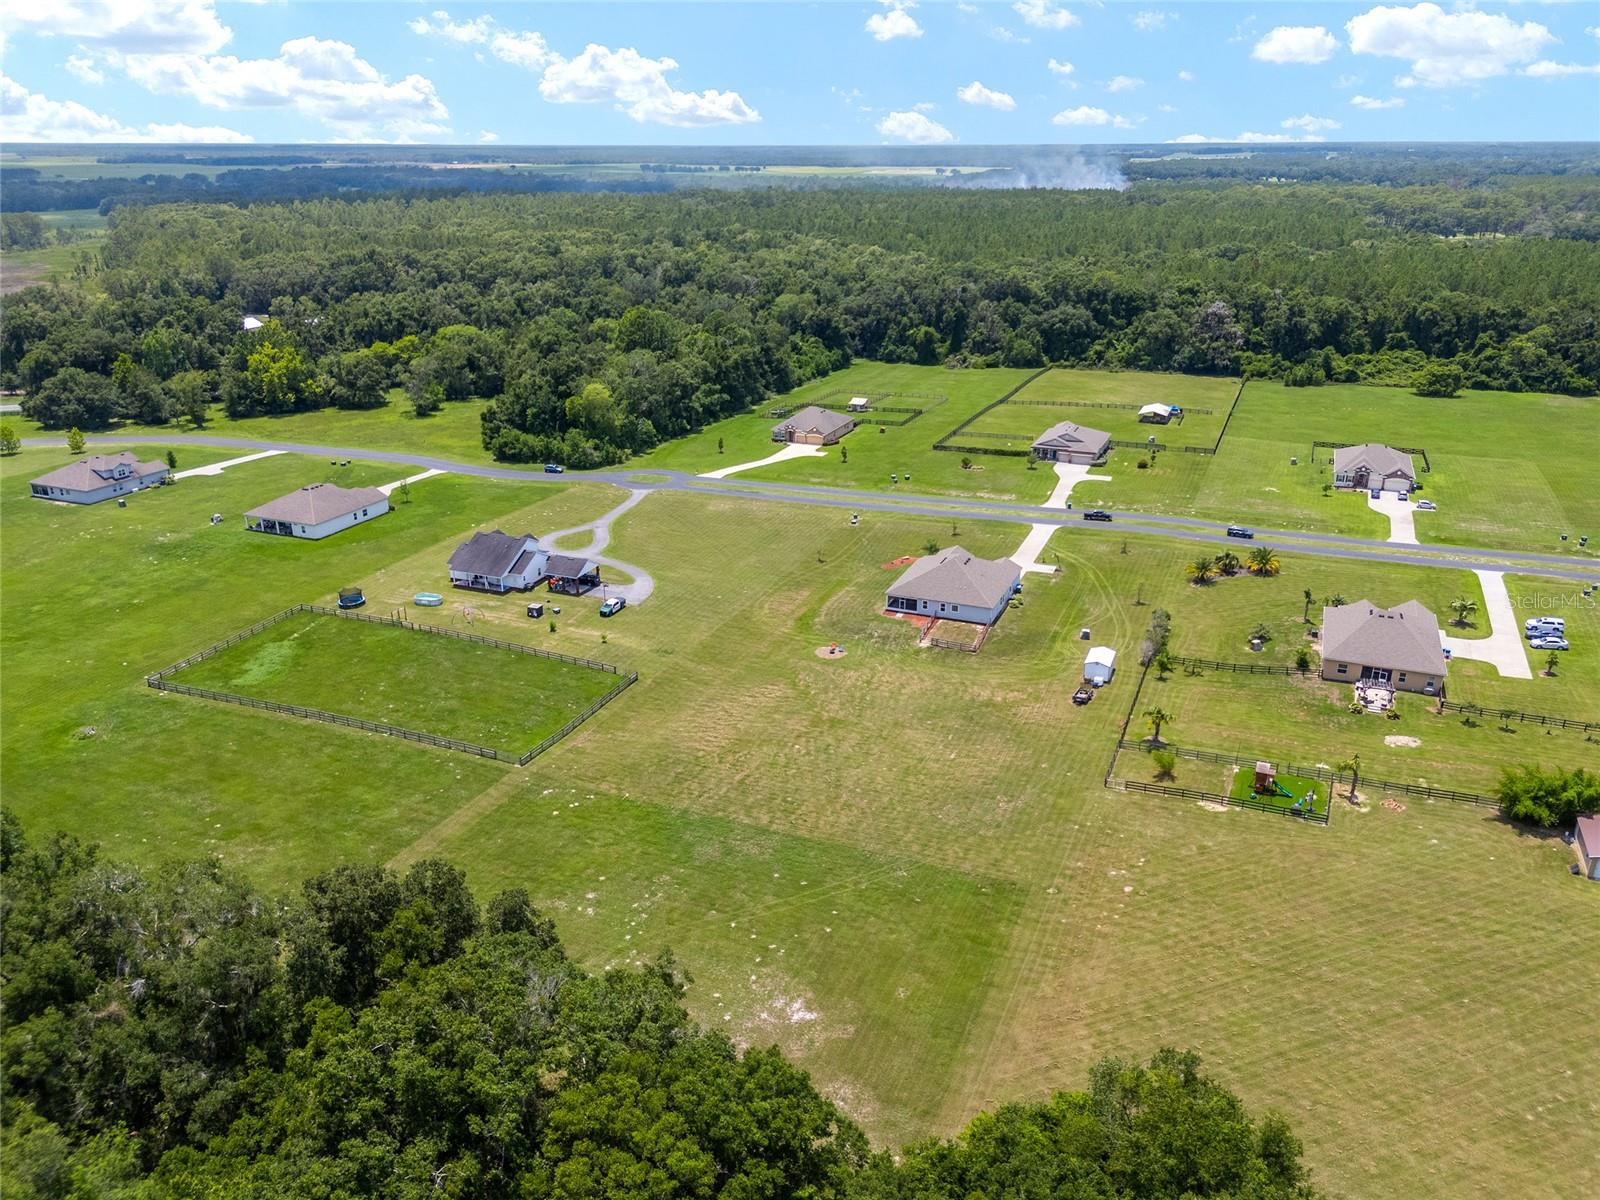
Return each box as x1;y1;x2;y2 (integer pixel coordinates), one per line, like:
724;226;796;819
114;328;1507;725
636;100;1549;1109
866;1;922;43
1523;60;1600;78
1345;3;1553;87
1351;94;1404;109
1052;105;1134;130
66;54;106;85
1106;75;1143;92
1170;130;1326;144
1132;11;1174;33
956;80;1016;110
990;26;1030;44
539;44;759;126
1282;113;1340;132
476;129;498;142
1177;69;1195;82
407;11;494;45
407;11;559;71
488;30;558;71
1252;26;1339;65
876;109;954;143
1;0;231;55
1047;58;1075;77
0;71;249;141
1014;1;1078;32
120;36;450;140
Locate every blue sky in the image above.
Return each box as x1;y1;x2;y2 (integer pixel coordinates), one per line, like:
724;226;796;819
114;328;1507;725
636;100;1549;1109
2;2;1597;145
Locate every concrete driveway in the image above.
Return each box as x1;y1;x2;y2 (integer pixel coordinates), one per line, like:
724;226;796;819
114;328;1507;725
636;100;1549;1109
698;442;825;479
1440;569;1532;678
1011;462;1112;573
1367;491;1418;545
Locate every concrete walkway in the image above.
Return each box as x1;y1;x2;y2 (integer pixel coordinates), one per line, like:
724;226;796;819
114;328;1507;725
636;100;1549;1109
1011;463;1112;574
541;489;656;604
377;467;446;496
1367;491;1418;545
171;449;284;479
698;442;825;479
1440;569;1532;678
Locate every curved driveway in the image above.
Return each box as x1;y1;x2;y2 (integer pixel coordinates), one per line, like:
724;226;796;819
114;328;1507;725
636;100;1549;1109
22;434;1600;583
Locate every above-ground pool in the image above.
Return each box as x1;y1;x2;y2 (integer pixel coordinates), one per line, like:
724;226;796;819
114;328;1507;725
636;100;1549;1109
413;592;444;607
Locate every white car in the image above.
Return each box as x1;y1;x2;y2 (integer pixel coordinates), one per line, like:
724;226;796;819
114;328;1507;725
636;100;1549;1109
1415;500;1436;511
1525;617;1565;633
1529;636;1569;651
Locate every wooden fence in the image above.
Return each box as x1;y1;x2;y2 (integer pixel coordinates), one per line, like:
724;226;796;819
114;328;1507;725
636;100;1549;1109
931;366;1052;456
308;605;622;673
1108;776;1330;825
1438;699;1600;734
1006;398;1212;416
1311;439;1432;473
1167;654;1311;676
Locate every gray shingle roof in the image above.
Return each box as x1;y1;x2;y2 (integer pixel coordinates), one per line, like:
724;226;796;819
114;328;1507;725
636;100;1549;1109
773;405;854;439
245;482;386;525
1332;443;1415;480
887;546;1020;609
1031;420;1111;457
448;530;538;576
30;452;167;492
1321;599;1447;676
545;553;599;579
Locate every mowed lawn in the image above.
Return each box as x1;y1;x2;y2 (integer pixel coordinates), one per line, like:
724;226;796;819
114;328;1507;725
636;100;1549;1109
173;610;621;755
4;445;1598;1198
963;368;1239;452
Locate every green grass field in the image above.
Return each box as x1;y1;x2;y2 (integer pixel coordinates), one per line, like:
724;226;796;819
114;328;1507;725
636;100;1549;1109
170;609;622;755
961;369;1237;452
5;402;1600;1197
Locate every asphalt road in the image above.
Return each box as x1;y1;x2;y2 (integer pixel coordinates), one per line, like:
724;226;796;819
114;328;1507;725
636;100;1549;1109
22;433;1600;583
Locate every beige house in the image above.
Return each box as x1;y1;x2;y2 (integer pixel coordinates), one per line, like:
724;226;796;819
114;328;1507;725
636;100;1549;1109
29;452;169;504
886;546;1020;626
772;406;854;445
1031;420;1110;465
1319;600;1448;695
1332;443;1415;492
1576;815;1600;881
245;482;388;540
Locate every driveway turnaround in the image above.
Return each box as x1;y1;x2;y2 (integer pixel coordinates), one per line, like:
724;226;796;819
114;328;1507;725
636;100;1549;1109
1440;569;1532;679
541;488;657;604
698;442;825;480
1011;462;1112;574
171;449;284;479
377;467;447;496
1367;491;1418;545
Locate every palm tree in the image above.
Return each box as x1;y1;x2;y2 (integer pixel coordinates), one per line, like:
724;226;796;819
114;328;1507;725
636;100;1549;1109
1326;592;1347;607
1302;587;1314;622
1248;546;1282;576
1336;754;1362;804
1544;649;1560;677
1186;556;1217;585
1143;706;1174;744
1448;596;1478;628
1216;550;1241;576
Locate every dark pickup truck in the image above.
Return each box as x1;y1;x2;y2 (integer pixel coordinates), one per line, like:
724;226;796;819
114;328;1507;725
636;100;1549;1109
1072;686;1095;705
1082;510;1113;522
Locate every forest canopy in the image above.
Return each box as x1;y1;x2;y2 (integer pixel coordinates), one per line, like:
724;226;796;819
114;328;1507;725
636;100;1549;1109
3;183;1596;465
0;813;1319;1199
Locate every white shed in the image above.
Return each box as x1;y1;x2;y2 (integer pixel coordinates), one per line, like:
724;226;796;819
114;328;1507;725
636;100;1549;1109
1138;403;1173;423
848;396;871;412
1084;645;1117;685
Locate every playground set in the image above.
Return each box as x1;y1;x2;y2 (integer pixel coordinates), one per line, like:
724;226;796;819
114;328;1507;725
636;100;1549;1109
1247;761;1322;818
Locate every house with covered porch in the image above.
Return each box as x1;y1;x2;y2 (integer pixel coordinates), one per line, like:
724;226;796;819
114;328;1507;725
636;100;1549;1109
1319;599;1447;696
448;530;547;593
29;452;169;504
244;482;387;539
885;546;1020;626
545;553;602;596
1030;420;1110;465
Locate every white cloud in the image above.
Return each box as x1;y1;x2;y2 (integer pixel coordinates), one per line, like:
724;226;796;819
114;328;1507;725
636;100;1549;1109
1177;69;1195;82
1132;11;1174;33
866;2;922;43
1335;73;1361;88
407;11;493;45
1252;26;1339;65
1524;60;1600;78
538;44;760;127
1588;26;1600;41
2;0;231;55
488;30;557;71
408;11;558;71
1106;75;1143;92
1170;130;1326;144
1346;3;1554;87
1351;93;1404;109
1157;103;1177;113
1047;58;1075;77
957;80;1016;110
476;129;498;142
0;71;248;141
990;26;1030;45
1052;105;1134;129
120;37;450;140
1282;113;1340;132
876;109;954;143
1014;1;1078;32
66;54;105;85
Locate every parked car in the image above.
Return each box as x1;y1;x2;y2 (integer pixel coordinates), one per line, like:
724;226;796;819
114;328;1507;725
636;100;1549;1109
1530;636;1569;651
1225;525;1254;539
1082;510;1113;522
1397;491;1409;501
543;463;565;474
1525;626;1565;641
1072;686;1095;706
1525;616;1565;631
599;597;626;617
1369;488;1382;499
1416;500;1437;511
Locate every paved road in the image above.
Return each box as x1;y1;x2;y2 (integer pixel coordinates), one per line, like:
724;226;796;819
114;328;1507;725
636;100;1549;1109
23;433;1600;583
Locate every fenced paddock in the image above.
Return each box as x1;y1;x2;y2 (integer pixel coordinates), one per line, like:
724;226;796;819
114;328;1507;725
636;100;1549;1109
146;604;635;764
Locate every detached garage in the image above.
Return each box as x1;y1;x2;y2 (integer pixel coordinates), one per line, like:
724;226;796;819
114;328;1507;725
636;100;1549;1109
1084;645;1117;685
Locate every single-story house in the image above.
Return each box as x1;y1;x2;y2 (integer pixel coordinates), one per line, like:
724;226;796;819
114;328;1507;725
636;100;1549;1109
1319;599;1447;695
1031;420;1111;465
1138;403;1173;424
847;396;871;412
241;314;266;332
1332;443;1415;492
772;405;855;445
244;482;388;539
1084;645;1117;685
29;452;169;504
448;530;546;593
1576;815;1600;881
885;545;1021;626
546;553;602;596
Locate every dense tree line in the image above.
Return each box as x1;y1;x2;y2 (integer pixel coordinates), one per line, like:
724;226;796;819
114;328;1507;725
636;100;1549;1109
0;814;1317;1198
3;185;1595;464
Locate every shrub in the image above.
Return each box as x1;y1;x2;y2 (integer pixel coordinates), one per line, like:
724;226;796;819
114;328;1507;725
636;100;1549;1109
1136;457;1149;469
1497;765;1600;828
1151;749;1177;780
1294;647;1312;671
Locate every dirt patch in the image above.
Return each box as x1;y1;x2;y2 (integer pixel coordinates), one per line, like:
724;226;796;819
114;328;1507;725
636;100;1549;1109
1381;798;1408;813
881;556;916;569
1197;800;1230;813
1384;735;1421;748
814;645;847;660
